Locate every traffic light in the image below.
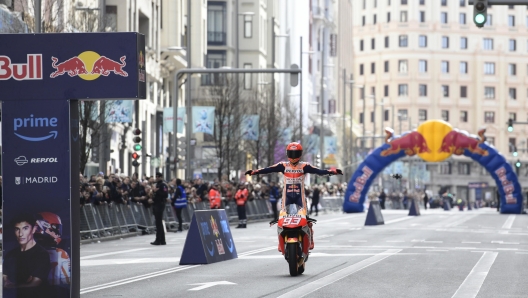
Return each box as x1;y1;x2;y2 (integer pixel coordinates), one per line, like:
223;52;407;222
315;154;321;167
132;128;141;167
513;146;518;157
516;159;521;168
473;0;487;28
508;118;514;132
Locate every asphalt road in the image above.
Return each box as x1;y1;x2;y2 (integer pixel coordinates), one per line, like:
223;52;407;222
6;207;528;297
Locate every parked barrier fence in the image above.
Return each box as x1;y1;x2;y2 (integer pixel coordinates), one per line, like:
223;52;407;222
79;196;347;241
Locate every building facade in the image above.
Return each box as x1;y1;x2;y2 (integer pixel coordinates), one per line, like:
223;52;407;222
352;0;528;200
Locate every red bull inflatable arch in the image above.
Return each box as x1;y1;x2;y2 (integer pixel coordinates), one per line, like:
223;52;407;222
344;120;524;214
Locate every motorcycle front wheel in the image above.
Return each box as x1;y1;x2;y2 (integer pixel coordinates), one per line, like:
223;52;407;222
287;242;298;276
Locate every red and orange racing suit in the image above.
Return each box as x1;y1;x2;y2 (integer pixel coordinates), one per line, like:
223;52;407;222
251;161;334;211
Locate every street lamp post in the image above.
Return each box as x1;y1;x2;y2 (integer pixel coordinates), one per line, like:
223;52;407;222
366;94;376;149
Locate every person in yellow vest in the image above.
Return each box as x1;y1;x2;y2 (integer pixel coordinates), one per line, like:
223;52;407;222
209;183;222;209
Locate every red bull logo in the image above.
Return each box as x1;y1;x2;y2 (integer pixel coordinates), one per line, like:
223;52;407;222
50;51;127;80
438;128;488;156
0;54;43;80
380;128;430;157
349;166;373;203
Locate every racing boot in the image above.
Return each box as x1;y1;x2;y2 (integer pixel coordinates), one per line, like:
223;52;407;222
308;222;314;250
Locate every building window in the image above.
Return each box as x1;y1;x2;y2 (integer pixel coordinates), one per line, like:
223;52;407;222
371;62;376;74
485;14;493;26
439;162;452;175
460;110;468;122
442;36;449;48
441;12;448;24
399;35;408;47
460;37;467;49
360;39;364;51
374;0;377;8
362;0;366;9
373;14;377;24
458;163;471;175
384;61;389;72
419;11;425;23
202;50;227;85
401;0;407;4
244;15;252;38
419;84;427;96
509;63;517;76
371;38;375;50
442;110;449;121
359;64;364;75
509;88;517;100
441;61;449;73
362;16;366;26
419;109;428;121
483;38;493;50
359;112;364;124
398;109;408;120
419;60;427;73
509;15;515;27
484;62;495;75
387;12;391;22
400;11;408;22
243;63;252;89
384;109;390;121
460;0;465;7
460;86;467;98
384;36;389;48
419;35;427;47
484;87;495;99
486;137;494;146
441;0;447;6
420;0;425;5
459;13;466;24
509;39;516;51
460;62;468;74
399;60;408;73
526;16;528;28
509;112;517;121
398;84;408;96
371;111;375;122
442;85;449;97
207;2;227;45
509;138;517;152
484;111;495;123
384;85;389;96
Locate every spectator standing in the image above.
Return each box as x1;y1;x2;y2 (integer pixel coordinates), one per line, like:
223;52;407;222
172;179;187;232
149;172;169;245
269;181;279;220
379;190;387;210
310;186;320;216
423;191;429;210
209;184;222;209
496;190;501;211
235;183;248;228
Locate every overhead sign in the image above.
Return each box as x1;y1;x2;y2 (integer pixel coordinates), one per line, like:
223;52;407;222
0;33;146;100
468;182;488;189
180;210;238;265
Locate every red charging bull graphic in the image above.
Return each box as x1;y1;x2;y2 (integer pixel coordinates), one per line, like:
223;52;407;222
91;56;128;77
380;128;430;157
50;53;127;79
438;128;488;156
50;56;88;78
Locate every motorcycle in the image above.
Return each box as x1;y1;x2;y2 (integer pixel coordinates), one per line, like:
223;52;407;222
271;205;317;276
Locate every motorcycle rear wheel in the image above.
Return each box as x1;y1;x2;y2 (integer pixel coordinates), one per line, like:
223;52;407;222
287;243;298;276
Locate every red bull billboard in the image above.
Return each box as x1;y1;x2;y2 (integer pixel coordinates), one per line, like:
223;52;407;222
0;33;146;101
344;120;523;214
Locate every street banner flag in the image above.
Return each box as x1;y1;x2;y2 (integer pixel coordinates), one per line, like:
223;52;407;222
105;100;133;123
241;115;259;141
163;107;185;133
180;210;238;265
192;106;215;135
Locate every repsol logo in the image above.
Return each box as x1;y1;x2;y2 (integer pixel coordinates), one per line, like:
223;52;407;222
284;169;303;173
13;114;59;142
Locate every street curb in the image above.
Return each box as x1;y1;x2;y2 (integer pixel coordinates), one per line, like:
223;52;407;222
80;232;140;245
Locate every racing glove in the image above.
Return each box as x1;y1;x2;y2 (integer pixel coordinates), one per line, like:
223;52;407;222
269;218;278;226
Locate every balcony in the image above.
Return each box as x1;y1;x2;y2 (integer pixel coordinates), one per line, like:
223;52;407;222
208;31;226;46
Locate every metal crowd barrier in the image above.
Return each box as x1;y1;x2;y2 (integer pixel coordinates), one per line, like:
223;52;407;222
79;197;346;241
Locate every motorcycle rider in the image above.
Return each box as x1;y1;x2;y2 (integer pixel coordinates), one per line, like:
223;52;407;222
245;142;342;250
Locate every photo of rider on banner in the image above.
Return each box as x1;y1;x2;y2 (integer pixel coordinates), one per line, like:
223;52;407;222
241;115;259;141
323;136;338;165
192;106;215;135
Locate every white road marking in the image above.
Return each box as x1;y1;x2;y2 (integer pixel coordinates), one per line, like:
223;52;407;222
451;252;498;298
237;246;276;256
317;214;365;224
455;247;477;250
80;248;151;260
386;240;405;243
80;265;201;294
496;248;517;251
187;281;236;291
516;252;528;255
384;217;414;224
491;241;520;245
81;258;181;267
427;250;448;252
445;214;478;228
462;242;481;244
317;234;334;239
277;249;401;298
239;252;419;259
502;215;516;229
348;240;367;242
